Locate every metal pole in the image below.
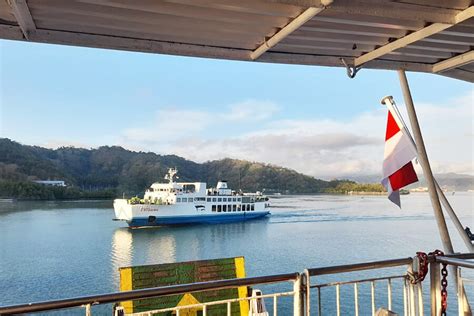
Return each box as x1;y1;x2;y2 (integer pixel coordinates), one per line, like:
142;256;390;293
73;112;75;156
397;71;474;315
294;274;302;316
397;69;454;255
381;95;473;252
435;182;474;252
430;262;441;316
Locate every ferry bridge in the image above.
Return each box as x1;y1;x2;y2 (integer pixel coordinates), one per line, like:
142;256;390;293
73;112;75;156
0;0;473;315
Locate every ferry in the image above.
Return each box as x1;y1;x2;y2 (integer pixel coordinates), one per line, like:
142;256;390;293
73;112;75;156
114;168;270;227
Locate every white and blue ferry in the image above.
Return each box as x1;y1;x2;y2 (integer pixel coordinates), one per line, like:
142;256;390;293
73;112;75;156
114;168;270;227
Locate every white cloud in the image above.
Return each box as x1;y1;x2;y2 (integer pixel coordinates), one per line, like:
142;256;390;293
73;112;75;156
122;108;211;144
43;140;93;149
117;93;473;180
120;100;280;144
227;100;280;121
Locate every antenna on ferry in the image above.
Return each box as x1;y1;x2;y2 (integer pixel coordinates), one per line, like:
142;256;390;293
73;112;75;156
165;168;178;184
238;168;242;191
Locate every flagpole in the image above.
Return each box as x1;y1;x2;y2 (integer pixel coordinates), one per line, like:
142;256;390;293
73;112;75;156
393;71;455;256
381;95;474;252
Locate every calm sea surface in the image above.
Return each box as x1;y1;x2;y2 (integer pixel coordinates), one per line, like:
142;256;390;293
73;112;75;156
0;193;473;315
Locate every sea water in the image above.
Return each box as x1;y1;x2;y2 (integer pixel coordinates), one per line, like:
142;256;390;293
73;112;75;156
0;193;472;314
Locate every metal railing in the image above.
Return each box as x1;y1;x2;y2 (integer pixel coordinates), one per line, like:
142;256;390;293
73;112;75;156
0;273;300;315
431;255;474;316
0;253;472;316
304;257;414;316
131;291;295;316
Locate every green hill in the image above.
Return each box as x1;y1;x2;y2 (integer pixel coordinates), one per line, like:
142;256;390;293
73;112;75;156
0;138;363;199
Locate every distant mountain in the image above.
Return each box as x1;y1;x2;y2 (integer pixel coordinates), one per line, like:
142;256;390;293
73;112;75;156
0;138;347;196
350;173;474;191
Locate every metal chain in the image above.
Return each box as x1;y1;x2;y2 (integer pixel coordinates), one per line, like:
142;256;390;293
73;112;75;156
428;250;448;316
411;252;429;284
440;263;448;316
411;250;448;315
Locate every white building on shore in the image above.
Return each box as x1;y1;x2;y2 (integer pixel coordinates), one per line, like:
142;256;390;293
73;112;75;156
33;180;66;187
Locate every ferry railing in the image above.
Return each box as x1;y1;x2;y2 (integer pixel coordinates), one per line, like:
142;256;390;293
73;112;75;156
0;253;472;316
128;291;296;316
0;272;301;315
304;253;474;316
304;257;415;316
431;255;474;316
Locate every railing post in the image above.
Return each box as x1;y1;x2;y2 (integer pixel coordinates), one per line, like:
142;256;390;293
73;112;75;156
294;273;303;316
458;267;463;316
387;279;392;311
417;283;424;316
354;283;359;316
430;262;441;316
84;304;91;316
371;281;376;316
303;270;310;316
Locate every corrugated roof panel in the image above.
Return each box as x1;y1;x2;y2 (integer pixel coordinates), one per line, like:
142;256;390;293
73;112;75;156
0;0;472;82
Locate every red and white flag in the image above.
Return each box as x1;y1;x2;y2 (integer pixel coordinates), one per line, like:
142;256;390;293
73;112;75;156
382;110;418;207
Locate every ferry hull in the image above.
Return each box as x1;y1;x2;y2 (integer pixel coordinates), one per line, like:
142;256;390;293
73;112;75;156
128;211;270;227
114;199;270;228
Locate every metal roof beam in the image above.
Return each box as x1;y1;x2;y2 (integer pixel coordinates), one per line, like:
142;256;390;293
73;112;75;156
326;1;465;24
432;50;474;73
354;6;474;67
250;4;329;60
7;0;36;40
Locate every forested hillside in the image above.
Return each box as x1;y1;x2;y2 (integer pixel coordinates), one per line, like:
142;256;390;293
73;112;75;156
0;138;358;199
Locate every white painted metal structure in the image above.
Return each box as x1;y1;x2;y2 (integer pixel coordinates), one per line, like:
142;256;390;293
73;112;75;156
1;253;473;315
1;0;473;82
113;168;270;227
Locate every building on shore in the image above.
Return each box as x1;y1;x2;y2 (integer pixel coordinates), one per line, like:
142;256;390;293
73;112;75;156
33;180;66;187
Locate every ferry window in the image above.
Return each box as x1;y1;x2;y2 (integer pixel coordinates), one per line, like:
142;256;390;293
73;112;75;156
233;205;237;212
223;198;227;202
218;198;222;202
237;198;241;202
182;198;187;202
212;198;217;202
217;205;222;212
228;205;231;211
232;198;236;202
207;198;211;202
237;205;241;212
176;198;181;202
212;205;216;212
189;199;194;203
223;205;227;212
251;204;255;211
183;184;196;193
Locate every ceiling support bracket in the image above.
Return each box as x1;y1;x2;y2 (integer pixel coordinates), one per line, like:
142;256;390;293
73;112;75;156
353;6;474;68
341;58;361;78
7;0;36;40
250;2;331;61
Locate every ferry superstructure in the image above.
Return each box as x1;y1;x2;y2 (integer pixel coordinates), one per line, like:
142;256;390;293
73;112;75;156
114;168;270;227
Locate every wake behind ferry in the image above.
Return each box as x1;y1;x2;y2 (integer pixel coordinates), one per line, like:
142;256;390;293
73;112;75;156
114;168;270;227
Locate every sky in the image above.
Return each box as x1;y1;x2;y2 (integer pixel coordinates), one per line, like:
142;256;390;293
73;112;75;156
0;39;473;180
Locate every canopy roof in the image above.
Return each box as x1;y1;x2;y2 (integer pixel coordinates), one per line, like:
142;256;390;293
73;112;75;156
1;0;473;82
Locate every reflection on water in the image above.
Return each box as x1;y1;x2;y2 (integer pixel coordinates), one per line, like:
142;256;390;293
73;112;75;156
110;219;270;278
111;228;133;287
0;193;473;312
